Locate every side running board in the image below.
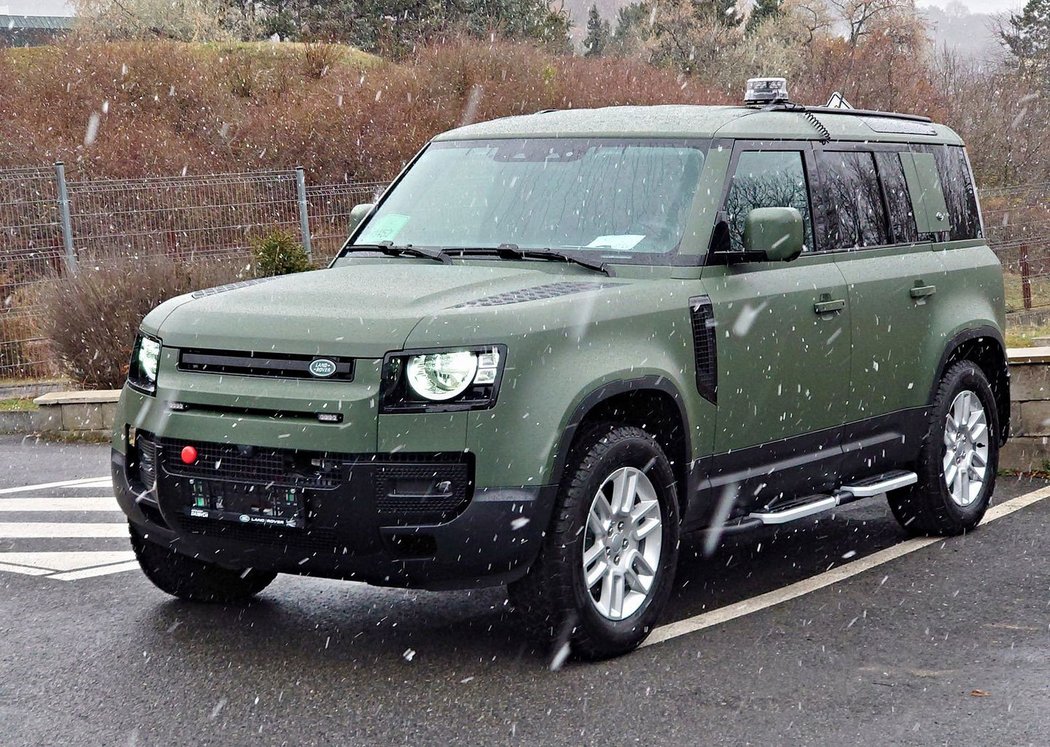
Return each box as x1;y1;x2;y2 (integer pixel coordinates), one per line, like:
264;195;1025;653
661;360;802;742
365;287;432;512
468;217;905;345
748;470;917;526
838;470;917;498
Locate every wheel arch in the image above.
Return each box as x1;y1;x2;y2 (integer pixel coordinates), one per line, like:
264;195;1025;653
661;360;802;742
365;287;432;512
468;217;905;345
549;376;692;518
933;325;1010;445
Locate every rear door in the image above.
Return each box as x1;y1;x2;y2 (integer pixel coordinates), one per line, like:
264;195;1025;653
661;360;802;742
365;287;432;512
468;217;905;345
815;145;947;476
702;143;852;506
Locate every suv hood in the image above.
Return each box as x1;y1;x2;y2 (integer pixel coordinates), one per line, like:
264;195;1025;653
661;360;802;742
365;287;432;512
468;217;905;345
148;262;606;358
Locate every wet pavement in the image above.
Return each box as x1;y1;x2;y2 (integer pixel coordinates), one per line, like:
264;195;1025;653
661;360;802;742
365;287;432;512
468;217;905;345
0;434;1047;745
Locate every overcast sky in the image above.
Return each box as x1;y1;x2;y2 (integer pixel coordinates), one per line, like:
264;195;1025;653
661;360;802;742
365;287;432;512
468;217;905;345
918;0;1023;12
3;0;73;14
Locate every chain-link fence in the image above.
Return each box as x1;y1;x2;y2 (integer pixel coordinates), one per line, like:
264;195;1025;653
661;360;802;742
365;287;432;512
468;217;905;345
0;167;66;378
981;182;1050;315
3;164;1049;380
306;181;387;260
0;164;386;378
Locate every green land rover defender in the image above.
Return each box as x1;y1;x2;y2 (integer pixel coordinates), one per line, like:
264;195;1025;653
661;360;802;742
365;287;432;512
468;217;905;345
113;81;1008;659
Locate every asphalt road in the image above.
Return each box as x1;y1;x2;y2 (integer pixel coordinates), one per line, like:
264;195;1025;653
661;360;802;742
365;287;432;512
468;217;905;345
0;434;1047;746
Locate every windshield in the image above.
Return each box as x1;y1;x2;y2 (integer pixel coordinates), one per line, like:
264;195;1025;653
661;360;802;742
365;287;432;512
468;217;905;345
349;138;708;260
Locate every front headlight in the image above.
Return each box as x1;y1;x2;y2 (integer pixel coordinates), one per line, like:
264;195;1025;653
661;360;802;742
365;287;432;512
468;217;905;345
128;332;161;394
382;346;505;412
406;351;479;401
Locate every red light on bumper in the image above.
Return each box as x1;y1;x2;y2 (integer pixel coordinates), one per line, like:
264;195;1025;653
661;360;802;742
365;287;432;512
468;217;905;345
180;445;198;465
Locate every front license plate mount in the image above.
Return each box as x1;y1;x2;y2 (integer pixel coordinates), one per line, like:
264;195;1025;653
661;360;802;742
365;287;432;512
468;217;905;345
182;479;305;529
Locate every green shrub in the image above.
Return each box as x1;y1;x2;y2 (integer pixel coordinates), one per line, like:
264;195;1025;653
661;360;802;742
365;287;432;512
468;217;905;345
35;257;245;389
252;229;313;277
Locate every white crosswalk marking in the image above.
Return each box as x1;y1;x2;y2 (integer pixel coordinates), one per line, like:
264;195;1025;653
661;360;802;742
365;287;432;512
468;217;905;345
0;551;136;571
0;522;129;538
0;476;112;495
50;561;141;581
0;497;119;512
0;476;138;582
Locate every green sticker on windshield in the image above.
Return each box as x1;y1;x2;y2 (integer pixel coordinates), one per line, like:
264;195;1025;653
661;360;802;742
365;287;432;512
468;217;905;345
361;213;410;243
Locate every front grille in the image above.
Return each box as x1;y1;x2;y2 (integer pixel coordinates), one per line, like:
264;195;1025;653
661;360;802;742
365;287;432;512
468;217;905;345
159;438;342;488
156;437;474;544
179;349;354;381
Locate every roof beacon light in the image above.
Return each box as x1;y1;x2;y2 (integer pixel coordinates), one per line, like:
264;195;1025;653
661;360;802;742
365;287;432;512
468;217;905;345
744;77;789;105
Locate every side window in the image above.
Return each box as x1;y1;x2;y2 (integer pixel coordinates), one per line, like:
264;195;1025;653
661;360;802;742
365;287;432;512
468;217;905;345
815;150;889;250
723;150;813;253
928;145;981;240
874;152;919;244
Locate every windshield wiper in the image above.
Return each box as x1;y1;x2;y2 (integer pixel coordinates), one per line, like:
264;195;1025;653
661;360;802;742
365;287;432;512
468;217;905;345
446;244;611;276
344;242;450;264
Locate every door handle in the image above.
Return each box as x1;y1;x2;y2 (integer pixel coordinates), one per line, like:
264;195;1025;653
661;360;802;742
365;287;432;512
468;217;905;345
910;282;936;299
814;296;846;315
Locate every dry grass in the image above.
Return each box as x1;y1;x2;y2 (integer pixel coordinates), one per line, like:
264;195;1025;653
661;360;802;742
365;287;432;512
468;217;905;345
0;398;37;411
1003;271;1050;314
33;256;246;389
0;36;726;184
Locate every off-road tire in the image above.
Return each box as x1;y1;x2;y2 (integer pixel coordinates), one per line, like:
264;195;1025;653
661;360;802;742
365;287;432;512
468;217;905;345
130;524;276;603
888;361;999;536
509;424;680;661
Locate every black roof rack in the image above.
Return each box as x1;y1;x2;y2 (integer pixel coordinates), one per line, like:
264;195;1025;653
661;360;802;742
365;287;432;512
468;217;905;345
747;102;932;124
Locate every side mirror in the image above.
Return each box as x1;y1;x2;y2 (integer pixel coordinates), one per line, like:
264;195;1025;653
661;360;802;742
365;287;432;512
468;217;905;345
347;203;374;235
743;207;804;261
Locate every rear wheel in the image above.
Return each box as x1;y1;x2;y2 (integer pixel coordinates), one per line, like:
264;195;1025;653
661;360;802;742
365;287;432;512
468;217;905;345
509;425;680;660
130;525;276;603
888;361;999;536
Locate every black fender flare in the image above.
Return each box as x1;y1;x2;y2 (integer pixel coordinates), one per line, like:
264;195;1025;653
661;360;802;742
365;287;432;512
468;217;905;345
547;375;693;495
931;325;1010;445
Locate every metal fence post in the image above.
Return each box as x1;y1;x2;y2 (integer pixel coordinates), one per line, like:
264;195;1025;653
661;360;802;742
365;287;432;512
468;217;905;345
54;161;77;274
295;167;312;260
1021;242;1032;311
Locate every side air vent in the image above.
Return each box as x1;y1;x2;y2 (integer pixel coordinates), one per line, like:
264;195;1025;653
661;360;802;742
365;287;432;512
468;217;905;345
454;281;615;308
690;296;717;403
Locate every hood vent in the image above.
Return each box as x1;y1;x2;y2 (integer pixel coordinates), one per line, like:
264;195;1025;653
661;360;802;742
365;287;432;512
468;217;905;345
191;277;276;299
454;281;615;309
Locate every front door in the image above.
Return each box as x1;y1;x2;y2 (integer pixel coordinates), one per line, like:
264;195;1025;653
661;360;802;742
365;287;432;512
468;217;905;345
702;145;852;508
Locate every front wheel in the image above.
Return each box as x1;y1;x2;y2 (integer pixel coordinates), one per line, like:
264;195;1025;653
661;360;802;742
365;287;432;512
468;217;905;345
509;425;680;660
130;525;277;603
888;360;999;536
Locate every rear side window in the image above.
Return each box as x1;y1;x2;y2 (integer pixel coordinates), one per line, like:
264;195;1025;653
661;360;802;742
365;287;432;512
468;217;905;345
874;152;919;244
815;151;889;250
723;150;813;253
926;145;981;240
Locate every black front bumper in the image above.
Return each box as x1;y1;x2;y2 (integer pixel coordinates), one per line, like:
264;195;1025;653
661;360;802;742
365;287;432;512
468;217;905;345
112;440;557;590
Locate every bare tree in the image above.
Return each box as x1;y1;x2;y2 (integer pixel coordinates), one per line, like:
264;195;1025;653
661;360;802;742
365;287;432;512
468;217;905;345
826;0;911;47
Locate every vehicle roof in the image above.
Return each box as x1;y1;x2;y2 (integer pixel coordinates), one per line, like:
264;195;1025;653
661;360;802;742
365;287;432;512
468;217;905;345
433;105;965;146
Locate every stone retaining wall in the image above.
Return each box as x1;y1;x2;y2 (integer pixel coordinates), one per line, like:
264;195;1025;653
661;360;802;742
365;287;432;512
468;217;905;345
1000;348;1050;472
21;390;121;439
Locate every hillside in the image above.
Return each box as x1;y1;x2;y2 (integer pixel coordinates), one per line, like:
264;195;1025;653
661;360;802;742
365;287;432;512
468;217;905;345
0;38;729;184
